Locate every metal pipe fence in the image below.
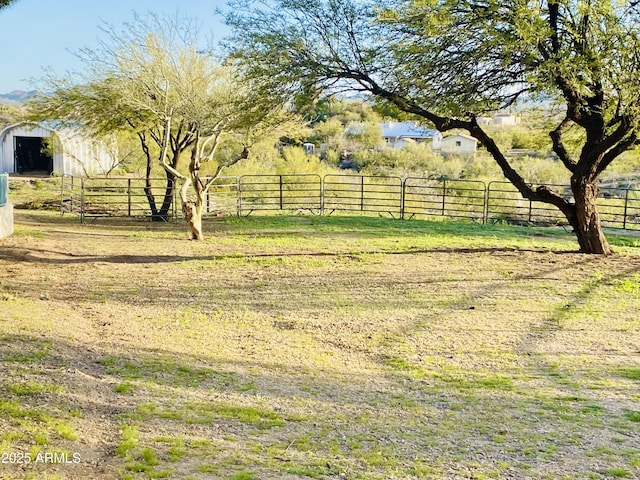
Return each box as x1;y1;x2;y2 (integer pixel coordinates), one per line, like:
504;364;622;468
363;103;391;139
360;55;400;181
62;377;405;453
404;178;487;222
486;182;571;226
203;176;239;216
323;174;403;217
61;175;178;222
486;181;640;231
60;174;640;232
238;174;322;215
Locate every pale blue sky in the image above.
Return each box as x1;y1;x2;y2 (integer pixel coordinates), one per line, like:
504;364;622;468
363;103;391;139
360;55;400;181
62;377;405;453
0;0;229;92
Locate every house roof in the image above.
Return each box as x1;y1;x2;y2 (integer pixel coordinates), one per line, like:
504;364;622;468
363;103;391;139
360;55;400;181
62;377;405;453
0;121;86;142
381;121;435;140
441;133;478;143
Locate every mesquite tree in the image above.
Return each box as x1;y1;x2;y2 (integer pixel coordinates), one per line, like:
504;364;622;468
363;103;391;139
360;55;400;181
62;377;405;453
28;14;207;221
28;13;291;237
226;0;640;254
154;64;295;239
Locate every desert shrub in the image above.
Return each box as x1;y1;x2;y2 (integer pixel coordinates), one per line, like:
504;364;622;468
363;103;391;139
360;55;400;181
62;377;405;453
275;146;340;176
345;121;385;149
460;154;503;181
510;156;568;185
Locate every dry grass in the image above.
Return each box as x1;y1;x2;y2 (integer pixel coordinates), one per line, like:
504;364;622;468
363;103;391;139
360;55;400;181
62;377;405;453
0;210;639;480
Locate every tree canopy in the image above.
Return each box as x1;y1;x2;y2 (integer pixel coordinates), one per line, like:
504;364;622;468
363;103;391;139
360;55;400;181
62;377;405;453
28;12;296;237
226;0;640;254
0;0;18;9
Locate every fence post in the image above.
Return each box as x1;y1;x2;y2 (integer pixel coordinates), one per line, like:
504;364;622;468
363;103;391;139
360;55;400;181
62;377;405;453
279;175;284;210
623;189;629;230
441;179;446;216
59;175;63;215
80;177;85;224
360;176;365;211
320;175;325;215
238;176;243;216
401;178;406;220
71;176;76;216
127;178;132;217
482;182;488;224
59;175;67;216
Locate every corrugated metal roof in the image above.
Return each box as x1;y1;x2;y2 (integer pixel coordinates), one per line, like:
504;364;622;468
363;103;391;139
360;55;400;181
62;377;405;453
381;121;435;140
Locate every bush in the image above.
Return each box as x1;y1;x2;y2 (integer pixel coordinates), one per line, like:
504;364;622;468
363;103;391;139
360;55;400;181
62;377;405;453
276;146;341;177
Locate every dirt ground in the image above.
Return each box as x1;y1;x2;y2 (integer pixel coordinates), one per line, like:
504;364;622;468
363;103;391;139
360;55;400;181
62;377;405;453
1;211;639;480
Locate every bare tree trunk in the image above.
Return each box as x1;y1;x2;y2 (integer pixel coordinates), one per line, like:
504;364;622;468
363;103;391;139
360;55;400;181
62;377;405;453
154;150;182;222
136;132;163;219
153;171;174;222
177;135;247;241
142;143;160;219
182;199;204;240
143;179;159;219
569;177;612;255
185;140;206;240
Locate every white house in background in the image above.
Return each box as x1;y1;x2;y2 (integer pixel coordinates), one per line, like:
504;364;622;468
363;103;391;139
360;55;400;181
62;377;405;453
381;121;435;149
0;122;118;177
492;113;521;126
432;132;478;156
477;113;521;127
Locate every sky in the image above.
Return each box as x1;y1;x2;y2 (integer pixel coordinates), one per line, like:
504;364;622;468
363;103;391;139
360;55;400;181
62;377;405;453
0;0;230;93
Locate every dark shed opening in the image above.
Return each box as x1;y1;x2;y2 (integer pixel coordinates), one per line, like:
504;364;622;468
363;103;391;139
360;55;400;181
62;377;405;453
14;136;53;174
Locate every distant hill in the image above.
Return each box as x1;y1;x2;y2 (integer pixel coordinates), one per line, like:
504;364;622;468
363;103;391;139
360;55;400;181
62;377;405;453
0;90;38;104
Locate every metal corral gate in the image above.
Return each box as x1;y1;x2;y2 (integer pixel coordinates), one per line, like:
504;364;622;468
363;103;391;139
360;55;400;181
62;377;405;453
237;175;322;215
323;174;403;217
486;181;640;230
403;178;487;222
486;182;570;226
61;174;640;231
61;175;178;222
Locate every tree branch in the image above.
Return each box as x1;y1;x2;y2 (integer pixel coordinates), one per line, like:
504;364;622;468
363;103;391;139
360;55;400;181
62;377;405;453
159;116;188;181
595;133;639;177
549;116;577;172
203;146;250;193
200;120;227;162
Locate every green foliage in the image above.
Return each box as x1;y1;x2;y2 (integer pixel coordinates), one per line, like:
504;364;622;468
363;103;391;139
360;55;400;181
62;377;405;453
345;120;385;149
226;0;640;252
309;117;344;144
0;0;18;9
0;103;24;129
305;99;387;156
276;147;338;177
509;156;568;185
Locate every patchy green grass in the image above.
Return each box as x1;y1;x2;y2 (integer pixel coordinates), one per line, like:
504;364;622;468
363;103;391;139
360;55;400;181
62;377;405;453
0;210;639;479
620;368;640;381
8;382;63;396
7;177;63;211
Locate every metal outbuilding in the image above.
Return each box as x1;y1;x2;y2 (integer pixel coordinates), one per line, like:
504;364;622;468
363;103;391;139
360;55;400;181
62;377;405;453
0;122;117;177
